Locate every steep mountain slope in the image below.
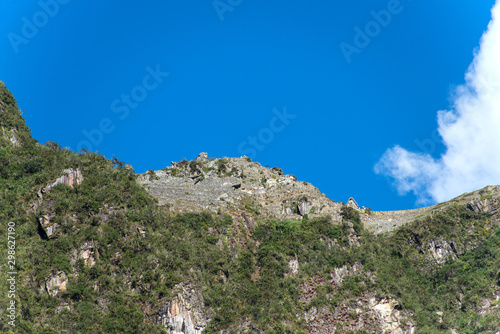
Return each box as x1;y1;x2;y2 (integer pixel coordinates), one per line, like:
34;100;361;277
0;82;499;333
0;82;36;149
137;153;343;223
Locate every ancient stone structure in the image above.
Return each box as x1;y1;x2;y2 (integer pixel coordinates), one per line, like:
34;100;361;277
138;172;243;212
346;197;360;210
138;154;500;235
137;155;343;222
360;207;433;234
361;185;500;234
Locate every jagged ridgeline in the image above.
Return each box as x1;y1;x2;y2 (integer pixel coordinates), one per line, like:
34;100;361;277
0;82;499;333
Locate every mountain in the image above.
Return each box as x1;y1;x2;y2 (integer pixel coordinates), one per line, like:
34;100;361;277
0;82;36;149
0;82;499;333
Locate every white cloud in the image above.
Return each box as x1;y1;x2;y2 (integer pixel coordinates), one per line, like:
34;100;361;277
375;1;500;205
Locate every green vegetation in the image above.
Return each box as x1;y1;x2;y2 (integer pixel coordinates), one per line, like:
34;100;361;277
0;82;37;148
340;206;363;235
0;83;499;333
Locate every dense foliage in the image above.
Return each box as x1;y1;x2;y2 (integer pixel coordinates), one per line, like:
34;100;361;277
0;83;499;333
0;82;36;149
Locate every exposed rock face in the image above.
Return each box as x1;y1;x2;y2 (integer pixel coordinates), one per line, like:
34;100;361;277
424;237;460;265
71;241;98;268
47;168;83;190
331;262;364;285
369;298;415;334
303;296;415;334
299;263;414;333
156;283;209;334
195;152;209;162
1;125;21;147
33;168;83;211
298;199;313;215
464;186;500;215
479;293;500;317
34;169;83;237
40;271;68;297
38;214;57;238
302;287;414;333
140;155;500;235
138;155;343;222
288;258;299;275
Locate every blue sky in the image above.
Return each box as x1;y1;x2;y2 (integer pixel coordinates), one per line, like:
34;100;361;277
0;0;497;210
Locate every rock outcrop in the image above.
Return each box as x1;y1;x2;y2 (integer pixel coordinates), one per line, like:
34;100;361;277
195;152;209;162
138;154;500;235
361;184;500;234
155;283;209;334
34;169;83;237
479;292;500;317
38;214;57;238
33;168;83;208
1;125;21;147
71;241;98;268
423;237;460;265
138;155;343;222
43;168;83;191
303;296;415;334
300;263;414;333
462;185;500;215
40;271;68;297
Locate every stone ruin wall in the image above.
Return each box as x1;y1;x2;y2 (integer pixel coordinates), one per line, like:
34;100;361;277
137;154;500;234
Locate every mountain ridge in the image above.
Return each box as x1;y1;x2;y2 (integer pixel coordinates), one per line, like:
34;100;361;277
137;152;500;236
1;82;499;333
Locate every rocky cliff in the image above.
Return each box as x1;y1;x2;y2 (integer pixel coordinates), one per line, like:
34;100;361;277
137;153;343;223
155;283;210;334
138;153;500;236
1;82;500;334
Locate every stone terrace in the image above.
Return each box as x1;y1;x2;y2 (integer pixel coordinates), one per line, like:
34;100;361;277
137;153;500;234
